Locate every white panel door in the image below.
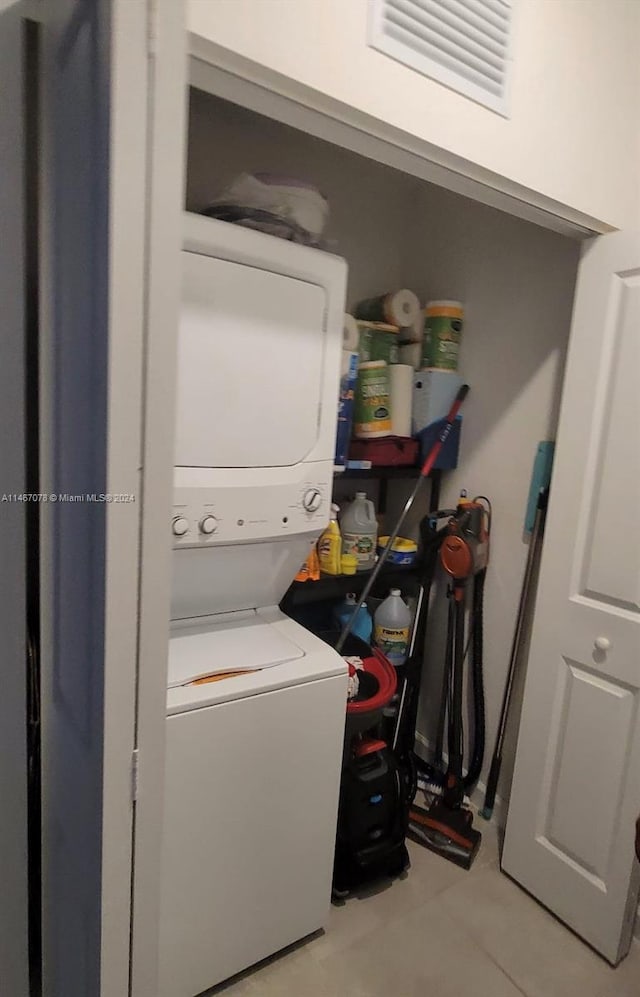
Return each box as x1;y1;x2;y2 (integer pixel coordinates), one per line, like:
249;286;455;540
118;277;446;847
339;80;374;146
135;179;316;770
503;231;640;965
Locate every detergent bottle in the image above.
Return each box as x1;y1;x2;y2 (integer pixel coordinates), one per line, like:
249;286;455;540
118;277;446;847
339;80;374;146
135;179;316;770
374;589;412;667
340;492;378;571
318;503;342;575
333;593;372;644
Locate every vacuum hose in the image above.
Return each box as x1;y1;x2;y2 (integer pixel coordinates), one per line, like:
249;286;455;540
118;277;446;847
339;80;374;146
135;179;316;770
463;567;486;790
394;521;448;805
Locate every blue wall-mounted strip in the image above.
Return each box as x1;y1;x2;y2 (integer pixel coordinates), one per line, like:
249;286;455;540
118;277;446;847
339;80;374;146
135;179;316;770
525;441;555;533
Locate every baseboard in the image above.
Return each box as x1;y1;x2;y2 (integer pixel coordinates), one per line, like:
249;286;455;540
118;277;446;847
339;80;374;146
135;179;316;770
414;730;508;829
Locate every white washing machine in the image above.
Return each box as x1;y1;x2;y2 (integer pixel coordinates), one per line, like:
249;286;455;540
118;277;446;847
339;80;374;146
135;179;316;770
158;215;348;997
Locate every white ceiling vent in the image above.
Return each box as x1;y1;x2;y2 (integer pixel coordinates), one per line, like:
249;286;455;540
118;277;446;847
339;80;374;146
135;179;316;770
369;0;516;117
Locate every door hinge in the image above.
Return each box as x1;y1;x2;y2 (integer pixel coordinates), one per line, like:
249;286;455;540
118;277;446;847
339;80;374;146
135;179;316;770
131;749;140;802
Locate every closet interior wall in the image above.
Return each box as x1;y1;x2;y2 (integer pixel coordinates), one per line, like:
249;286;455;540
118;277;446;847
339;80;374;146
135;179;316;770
186;87;581;815
401;187;579;807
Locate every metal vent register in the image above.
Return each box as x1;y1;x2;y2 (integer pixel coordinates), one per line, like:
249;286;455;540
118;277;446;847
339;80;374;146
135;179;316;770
369;0;516;117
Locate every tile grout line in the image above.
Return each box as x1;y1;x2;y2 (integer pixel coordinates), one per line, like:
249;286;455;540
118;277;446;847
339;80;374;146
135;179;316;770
431;890;530;996
443;912;529;997
432;865;538;997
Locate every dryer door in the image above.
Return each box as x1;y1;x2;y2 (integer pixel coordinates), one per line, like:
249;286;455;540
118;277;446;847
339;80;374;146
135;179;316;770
176;250;327;469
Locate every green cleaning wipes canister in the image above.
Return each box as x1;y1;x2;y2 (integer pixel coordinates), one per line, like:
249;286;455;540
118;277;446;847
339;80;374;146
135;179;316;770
356;321;400;365
422;301;464;371
353;361;391;438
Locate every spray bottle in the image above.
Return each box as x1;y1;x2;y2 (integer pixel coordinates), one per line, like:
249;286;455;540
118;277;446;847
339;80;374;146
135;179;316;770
318;503;342;576
333;593;372;644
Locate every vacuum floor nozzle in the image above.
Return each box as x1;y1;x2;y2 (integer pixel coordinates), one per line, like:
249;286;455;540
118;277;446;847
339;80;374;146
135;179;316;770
407;801;482;870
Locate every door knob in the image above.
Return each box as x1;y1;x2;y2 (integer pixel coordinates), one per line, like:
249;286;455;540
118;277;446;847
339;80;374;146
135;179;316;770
594;636;611;652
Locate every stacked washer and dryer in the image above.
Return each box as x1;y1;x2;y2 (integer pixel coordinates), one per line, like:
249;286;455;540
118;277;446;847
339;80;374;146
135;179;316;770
158;214;349;997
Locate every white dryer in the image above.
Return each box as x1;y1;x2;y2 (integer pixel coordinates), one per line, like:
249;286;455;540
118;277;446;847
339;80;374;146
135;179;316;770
158;215;348;997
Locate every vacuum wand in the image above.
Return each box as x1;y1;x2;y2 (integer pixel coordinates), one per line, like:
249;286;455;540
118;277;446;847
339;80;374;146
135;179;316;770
480;487;548;820
336;385;469;654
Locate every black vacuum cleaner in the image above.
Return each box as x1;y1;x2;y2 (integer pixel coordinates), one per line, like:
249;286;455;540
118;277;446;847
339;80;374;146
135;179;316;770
394;494;491;869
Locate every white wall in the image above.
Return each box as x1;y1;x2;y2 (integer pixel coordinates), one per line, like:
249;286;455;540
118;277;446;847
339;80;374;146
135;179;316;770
186;89;580;811
188;0;640;232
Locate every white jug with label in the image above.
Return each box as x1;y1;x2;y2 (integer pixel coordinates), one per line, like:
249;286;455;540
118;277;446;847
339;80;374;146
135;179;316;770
340;492;377;572
374;588;412;667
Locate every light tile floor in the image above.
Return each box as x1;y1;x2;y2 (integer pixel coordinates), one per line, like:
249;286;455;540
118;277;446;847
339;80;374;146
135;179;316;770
209;818;640;997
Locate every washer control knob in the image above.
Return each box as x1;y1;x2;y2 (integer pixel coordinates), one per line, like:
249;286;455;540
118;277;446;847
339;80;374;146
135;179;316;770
594;636;611;652
302;487;322;513
172;516;189;537
199;515;218;535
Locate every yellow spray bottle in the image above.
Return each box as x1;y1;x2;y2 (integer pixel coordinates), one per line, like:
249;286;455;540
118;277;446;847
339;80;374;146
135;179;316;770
318;503;342;576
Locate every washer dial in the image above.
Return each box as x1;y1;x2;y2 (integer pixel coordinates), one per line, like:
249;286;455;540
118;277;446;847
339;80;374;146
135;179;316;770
302;487;322;513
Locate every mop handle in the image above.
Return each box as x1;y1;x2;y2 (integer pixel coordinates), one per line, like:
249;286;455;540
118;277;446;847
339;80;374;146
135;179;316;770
335;384;469;655
419;383;469;478
481;488;548;820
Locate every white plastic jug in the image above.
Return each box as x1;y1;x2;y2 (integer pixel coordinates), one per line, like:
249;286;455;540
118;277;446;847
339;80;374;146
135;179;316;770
340;492;378;572
374;588;412;667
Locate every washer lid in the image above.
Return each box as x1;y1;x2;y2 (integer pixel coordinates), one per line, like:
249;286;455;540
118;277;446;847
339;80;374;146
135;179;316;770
168;612;305;689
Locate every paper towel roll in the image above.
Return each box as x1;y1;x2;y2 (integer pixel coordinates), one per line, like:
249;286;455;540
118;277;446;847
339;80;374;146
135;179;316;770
399;343;422;369
399;312;424;344
387;289;420;327
354;289;420;327
343;313;359;351
390;364;413;437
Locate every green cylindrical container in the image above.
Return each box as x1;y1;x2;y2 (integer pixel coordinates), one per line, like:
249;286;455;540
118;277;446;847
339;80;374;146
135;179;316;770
354;361;392;439
422;301;464;371
356;321;399;365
